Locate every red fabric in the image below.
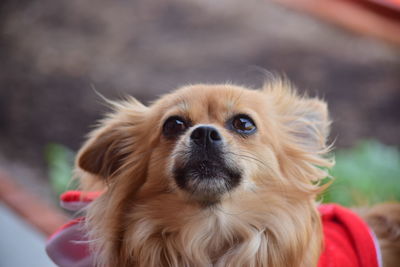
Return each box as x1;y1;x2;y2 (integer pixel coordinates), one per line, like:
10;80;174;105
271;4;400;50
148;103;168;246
46;217;92;267
48;217;85;240
60;190;102;203
60;190;103;211
318;204;379;267
46;192;97;267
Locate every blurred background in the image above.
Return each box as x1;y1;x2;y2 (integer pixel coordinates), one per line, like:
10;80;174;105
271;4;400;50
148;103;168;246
0;0;399;266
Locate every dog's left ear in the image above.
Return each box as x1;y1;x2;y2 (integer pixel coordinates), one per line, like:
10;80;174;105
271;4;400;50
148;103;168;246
265;80;333;185
266;80;330;153
287;98;329;152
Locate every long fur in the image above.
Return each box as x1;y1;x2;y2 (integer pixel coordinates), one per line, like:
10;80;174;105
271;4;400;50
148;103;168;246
77;81;334;266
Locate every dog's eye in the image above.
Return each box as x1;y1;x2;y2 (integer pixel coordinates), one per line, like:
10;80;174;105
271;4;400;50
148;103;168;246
163;116;188;138
230;115;257;135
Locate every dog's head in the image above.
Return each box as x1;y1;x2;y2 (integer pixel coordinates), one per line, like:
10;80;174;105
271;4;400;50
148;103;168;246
77;81;332;266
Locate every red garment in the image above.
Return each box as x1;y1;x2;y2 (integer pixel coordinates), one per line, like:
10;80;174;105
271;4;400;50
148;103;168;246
46;191;381;267
318;204;381;267
46;191;97;267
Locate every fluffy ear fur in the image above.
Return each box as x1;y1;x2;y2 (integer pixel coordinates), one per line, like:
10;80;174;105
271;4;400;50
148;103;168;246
264;79;333;188
264;79;330;153
78;124;129;178
76;97;148;184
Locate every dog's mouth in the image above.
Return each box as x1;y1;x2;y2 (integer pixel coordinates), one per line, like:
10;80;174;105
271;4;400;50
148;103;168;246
169;125;243;205
173;159;242;205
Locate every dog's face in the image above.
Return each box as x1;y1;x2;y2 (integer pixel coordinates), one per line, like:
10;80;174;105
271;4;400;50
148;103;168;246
77;82;332;266
152;85;281;206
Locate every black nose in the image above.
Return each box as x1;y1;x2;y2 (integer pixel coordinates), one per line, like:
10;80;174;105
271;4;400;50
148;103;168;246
190;126;222;147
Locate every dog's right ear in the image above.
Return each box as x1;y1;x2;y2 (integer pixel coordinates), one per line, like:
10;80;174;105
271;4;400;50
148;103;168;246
77;97;148;179
77;123;127;179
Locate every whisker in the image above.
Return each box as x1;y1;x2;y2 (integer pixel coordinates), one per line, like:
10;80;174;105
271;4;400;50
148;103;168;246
225;150;292;206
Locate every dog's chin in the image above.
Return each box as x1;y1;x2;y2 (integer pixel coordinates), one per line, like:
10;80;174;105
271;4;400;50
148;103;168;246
173;161;242;206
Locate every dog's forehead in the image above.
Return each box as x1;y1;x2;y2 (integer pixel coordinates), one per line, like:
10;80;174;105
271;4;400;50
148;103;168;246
157;84;265;122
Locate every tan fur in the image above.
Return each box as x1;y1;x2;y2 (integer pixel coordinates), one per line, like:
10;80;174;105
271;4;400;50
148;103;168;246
76;82;333;266
362;203;400;267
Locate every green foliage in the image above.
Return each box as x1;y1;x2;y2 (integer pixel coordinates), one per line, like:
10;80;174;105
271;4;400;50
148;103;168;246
322;140;400;206
45;143;77;197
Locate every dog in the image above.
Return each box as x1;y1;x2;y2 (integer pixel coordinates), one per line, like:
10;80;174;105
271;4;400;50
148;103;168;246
60;80;399;266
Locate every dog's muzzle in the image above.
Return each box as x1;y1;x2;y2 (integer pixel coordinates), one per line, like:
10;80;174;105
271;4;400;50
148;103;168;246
173;125;242;204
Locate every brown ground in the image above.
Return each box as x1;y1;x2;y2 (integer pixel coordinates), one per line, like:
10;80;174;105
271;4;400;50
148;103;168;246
0;0;399;202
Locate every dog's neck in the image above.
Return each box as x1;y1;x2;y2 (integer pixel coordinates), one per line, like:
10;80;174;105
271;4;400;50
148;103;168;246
87;192;322;267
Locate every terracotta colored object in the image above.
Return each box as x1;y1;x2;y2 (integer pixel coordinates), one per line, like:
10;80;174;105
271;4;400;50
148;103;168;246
273;0;400;46
0;171;68;236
